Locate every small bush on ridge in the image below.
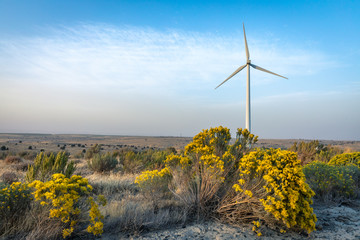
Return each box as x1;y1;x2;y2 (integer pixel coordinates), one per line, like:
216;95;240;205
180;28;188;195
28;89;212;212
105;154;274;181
85;144;102;159
117;148;173;173
88;153;118;173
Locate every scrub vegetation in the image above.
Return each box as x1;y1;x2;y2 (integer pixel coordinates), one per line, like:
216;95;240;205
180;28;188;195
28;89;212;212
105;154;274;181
0;127;359;239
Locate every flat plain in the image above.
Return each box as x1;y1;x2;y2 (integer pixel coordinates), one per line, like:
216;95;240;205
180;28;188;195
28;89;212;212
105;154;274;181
1;133;359;157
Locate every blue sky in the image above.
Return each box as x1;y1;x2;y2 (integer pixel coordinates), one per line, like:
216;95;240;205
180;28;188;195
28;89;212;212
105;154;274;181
0;0;359;140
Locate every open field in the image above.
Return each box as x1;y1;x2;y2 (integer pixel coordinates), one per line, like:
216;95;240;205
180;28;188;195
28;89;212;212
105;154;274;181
1;133;359;157
0;133;193;157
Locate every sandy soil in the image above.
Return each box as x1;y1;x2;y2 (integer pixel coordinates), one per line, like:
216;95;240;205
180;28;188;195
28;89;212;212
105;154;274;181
100;202;360;240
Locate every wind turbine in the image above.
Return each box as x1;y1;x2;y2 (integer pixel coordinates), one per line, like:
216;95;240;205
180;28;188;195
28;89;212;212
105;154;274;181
215;23;287;132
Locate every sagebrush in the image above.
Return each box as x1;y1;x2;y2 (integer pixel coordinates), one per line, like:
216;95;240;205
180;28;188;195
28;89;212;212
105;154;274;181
136;126;317;234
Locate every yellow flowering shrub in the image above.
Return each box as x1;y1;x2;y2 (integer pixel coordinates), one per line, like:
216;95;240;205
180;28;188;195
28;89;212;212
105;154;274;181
135;127;320;235
303;161;360;202
328;152;360;167
184;126;231;156
29;174;106;238
226;149;317;234
164;154;191;169
0;182;32;234
252;220;262;236
169;127;232;213
136;126;258;216
135;167;172;201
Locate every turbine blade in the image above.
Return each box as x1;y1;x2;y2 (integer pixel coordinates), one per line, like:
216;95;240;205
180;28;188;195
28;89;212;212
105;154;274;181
243;23;250;61
215;64;247;89
250;63;288;79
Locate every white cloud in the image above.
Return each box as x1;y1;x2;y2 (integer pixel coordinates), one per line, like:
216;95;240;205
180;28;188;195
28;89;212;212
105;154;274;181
0;24;334;91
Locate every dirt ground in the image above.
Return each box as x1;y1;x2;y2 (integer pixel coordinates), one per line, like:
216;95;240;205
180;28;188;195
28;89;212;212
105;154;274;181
102;202;360;240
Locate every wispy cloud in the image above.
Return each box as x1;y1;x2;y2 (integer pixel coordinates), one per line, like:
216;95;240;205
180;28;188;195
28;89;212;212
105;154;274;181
0;23;345;137
0;24;335;94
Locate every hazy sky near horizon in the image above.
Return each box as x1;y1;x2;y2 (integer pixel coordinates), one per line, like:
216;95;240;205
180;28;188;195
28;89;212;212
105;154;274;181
0;0;359;140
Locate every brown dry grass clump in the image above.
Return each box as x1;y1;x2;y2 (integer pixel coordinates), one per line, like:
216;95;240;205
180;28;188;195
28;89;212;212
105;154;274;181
2;202;64;240
13;162;30;171
1;171;18;184
5;156;22;164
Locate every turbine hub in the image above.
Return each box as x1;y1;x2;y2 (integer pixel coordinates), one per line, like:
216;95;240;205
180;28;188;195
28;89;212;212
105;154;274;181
247;60;251;64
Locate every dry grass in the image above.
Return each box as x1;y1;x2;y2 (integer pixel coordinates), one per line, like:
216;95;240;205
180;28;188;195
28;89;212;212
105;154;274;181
1;171;18;184
86;172;139;201
84;171;188;235
0;202;63;240
5;156;22;164
103;194;187;235
216;181;269;226
0;160;29;182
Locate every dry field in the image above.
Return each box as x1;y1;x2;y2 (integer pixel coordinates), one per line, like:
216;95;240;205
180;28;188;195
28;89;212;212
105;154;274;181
1;133;359;157
0;133;193;157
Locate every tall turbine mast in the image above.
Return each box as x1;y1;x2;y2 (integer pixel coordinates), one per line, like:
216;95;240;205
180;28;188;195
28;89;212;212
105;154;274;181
244;23;251;131
215;23;287;132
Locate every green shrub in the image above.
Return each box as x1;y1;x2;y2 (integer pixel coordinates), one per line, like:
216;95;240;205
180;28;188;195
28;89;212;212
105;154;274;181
144;150;169;169
0;182;32;235
328;152;360;167
0;146;8;151
88;153;118;173
120;151;142;173
116;148;172;173
289;140;342;164
73;150;85;159
315;146;343;162
303;161;360;202
25;151;76;182
85;144;102;159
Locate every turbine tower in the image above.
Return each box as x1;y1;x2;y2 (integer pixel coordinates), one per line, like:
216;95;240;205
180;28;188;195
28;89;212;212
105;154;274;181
215;23;287;132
